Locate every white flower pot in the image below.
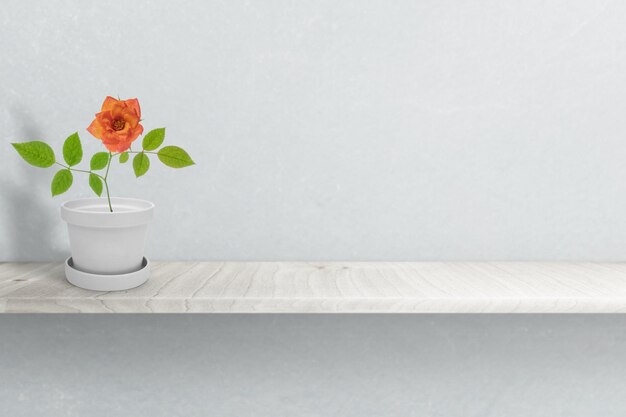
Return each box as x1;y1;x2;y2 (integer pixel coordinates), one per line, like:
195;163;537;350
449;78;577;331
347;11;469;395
61;198;154;275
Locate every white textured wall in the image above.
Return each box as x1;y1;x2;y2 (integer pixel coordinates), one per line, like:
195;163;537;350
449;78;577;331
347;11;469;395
2;0;626;261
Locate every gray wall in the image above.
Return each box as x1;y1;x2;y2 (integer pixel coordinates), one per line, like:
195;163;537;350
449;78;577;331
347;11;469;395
2;0;626;261
2;315;626;417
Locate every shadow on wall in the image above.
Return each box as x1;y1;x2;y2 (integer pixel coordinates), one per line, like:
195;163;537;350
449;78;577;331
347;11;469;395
1;106;66;261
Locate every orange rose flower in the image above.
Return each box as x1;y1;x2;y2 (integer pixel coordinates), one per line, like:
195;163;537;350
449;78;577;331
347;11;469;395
87;97;144;152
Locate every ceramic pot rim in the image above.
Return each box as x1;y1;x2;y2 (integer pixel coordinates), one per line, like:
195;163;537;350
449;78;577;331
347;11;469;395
61;197;154;228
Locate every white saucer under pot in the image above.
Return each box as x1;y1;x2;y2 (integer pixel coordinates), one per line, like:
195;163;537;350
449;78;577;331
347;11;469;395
65;257;150;291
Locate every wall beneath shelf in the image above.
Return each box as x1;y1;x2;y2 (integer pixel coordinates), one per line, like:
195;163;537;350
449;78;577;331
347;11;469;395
2;315;626;417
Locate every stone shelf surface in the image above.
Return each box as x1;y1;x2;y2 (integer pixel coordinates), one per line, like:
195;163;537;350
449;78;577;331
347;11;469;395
2;262;626;313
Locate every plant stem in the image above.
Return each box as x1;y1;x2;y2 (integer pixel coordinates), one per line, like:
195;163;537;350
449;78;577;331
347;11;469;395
103;180;112;212
55;162;103;179
112;150;158;156
55;158;113;212
103;152;113;212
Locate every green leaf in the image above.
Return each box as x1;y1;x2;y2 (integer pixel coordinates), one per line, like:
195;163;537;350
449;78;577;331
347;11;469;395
12;141;56;168
133;152;150;177
90;152;109;170
157;146;195;168
51;169;73;196
119;152;129;163
62;132;82;166
89;173;103;196
142;128;165;151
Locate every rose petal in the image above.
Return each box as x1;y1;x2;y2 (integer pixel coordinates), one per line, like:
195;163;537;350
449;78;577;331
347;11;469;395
101;96;119;112
116;141;132;152
124;98;141;119
122;109;140;128
87;118;104;139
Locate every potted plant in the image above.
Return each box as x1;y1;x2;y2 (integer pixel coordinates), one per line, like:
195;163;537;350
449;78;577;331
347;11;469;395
11;96;194;291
